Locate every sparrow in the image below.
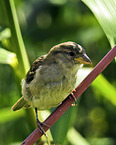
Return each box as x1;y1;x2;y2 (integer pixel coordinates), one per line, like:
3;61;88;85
12;41;91;136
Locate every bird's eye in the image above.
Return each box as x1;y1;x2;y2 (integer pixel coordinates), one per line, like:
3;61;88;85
69;51;75;56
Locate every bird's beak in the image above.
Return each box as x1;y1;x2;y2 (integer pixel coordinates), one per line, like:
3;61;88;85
74;54;92;64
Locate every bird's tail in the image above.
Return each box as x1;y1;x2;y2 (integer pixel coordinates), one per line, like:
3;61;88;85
12;96;30;111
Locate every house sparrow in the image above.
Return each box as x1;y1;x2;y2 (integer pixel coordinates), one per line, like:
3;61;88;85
12;41;91;136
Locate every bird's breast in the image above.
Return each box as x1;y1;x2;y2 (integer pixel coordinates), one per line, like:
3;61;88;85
22;64;78;110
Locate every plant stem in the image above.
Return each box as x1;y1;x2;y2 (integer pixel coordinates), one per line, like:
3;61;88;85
0;0;36;131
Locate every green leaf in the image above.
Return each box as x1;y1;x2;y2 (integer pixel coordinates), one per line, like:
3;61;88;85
49;0;67;5
0;47;18;66
9;143;22;145
78;68;116;105
82;0;116;47
0;108;25;123
0;27;11;41
88;137;114;145
39;110;53;142
0;0;36;133
0;0;30;77
67;127;90;145
92;74;116;106
51;106;77;145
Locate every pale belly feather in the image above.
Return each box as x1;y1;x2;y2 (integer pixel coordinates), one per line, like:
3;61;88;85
22;64;80;110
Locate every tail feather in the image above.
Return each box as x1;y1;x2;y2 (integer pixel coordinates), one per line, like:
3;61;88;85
12;96;30;111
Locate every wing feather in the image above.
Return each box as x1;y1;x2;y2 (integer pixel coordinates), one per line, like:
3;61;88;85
26;55;47;84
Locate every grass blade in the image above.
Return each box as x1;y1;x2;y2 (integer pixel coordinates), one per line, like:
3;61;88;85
82;0;116;47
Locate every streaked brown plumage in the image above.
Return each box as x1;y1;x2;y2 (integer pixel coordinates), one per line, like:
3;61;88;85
12;41;91;136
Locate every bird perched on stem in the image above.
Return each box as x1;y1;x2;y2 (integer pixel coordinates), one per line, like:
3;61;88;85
12;41;91;136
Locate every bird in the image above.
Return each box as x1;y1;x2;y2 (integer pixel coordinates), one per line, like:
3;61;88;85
12;41;91;136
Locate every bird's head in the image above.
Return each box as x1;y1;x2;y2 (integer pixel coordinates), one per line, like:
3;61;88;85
47;41;91;67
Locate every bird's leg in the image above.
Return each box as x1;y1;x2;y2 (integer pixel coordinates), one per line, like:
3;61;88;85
70;89;77;105
35;108;48;137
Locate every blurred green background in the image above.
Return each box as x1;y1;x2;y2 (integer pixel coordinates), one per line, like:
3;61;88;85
0;0;116;145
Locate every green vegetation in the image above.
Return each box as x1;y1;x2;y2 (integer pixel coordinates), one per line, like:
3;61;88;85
0;0;116;144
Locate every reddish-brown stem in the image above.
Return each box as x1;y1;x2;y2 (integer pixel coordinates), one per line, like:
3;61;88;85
21;46;116;145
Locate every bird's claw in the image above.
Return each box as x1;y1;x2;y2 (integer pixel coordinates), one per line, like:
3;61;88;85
70;89;77;105
36;120;49;137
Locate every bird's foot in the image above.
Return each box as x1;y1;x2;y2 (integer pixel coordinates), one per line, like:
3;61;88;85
70;89;77;106
36;119;49;137
35;108;50;137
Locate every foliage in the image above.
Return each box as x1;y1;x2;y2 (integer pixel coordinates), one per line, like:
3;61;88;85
0;0;115;144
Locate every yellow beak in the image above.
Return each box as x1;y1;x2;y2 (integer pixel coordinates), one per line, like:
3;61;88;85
75;54;92;64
